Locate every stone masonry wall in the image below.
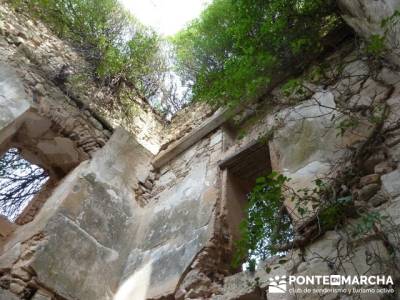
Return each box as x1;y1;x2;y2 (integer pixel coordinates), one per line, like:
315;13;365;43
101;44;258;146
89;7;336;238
1;0;400;300
0;4;109;157
161;102;215;151
0;128;153;300
0;2;164;155
208;4;400;298
0;60;226;299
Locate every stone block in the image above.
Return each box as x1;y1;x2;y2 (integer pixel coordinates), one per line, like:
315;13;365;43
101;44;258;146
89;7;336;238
378;67;400;85
0;216;16;238
358;184;380;202
369;191;388;207
382;198;400;226
32;290;52;300
374;161;394;175
10;268;31;281
0;288;19;300
9;278;25;294
304;231;341;261
364;152;386;173
381;169;400;198
359;174;380;186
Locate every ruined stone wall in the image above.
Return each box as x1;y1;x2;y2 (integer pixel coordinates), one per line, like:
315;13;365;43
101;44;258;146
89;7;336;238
0;4;109;156
0;2;164;154
0;55;150;299
207;5;400;299
120;128;224;299
160;102;215;151
0;3;164;299
0;49;225;299
0;128;154;300
139;38;400;298
211;53;400;299
0;0;400;300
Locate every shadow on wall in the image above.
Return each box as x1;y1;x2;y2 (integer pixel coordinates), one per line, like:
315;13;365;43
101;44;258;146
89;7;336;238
114;261;153;300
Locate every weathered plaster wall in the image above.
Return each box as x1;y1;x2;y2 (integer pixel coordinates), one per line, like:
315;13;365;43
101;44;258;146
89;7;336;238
1;1;400;300
210;19;400;300
0;64;225;299
0;128;153;300
120;129;223;299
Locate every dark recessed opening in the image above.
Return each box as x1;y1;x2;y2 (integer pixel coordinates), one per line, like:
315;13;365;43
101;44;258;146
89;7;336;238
220;141;272;267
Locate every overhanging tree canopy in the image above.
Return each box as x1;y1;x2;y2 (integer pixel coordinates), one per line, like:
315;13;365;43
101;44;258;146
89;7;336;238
172;0;343;107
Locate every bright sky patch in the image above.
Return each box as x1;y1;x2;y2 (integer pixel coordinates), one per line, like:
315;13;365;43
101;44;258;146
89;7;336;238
119;0;211;36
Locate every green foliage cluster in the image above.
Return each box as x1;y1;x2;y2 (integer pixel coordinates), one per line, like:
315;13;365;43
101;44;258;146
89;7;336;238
13;0;166;100
352;212;387;237
233;172;293;271
364;10;400;58
365;34;386;57
317;195;352;230
293;178;353;231
173;0;342;107
234;173;357;270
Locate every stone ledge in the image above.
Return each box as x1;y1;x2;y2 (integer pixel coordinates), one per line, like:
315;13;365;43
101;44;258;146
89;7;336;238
152;108;228;169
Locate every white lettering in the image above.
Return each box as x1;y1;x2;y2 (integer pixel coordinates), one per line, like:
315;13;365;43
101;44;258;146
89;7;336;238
360;276;367;285
282;275;394;288
352;277;359;285
297;276;305;285
367;276;375;285
342;276;351;285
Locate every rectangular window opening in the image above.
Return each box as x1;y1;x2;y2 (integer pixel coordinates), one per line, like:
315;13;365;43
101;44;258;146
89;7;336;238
220;140;294;273
0;148;50;222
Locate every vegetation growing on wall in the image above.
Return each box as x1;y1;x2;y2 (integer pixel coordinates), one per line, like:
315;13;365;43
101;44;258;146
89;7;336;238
11;0;168;108
232;172;293;271
173;0;344;107
9;0;348;116
232;66;399;270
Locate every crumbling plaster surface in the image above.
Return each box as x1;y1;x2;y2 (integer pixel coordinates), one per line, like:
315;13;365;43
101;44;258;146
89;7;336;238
1;1;400;300
0;66;224;298
211;25;400;300
0;129;153;300
28;129;152;300
121;129;223;299
0;127;223;300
